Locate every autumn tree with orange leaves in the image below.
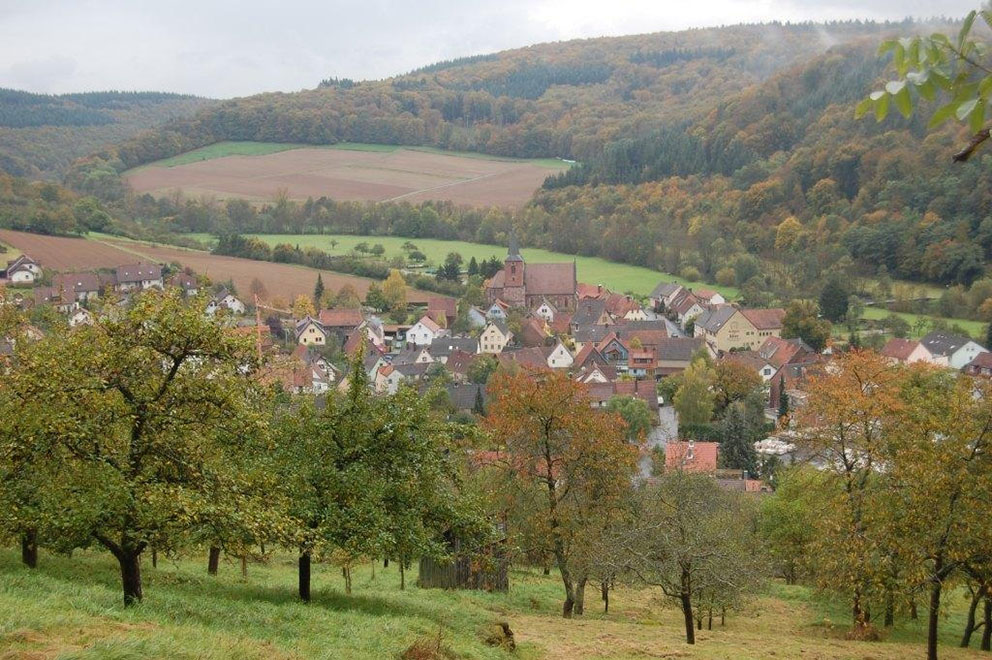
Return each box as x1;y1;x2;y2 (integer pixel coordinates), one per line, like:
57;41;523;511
484;369;637;618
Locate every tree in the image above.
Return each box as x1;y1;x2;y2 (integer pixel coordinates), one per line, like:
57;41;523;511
674;359;715;427
713;360;762;413
249;277;267;301
606;395;653;443
292;294;316;319
370;243;385;257
758;467;819;585
624;472;766;644
382;269;407;314
313;274;325;307
467;354;498;384
365;283;387;311
437;252;463;282
467;256;479;277
782;299;831;352
274;349;484;602
777;375;789;419
0;290;266;605
485;370;637;617
718;402;758;476
819;274;850;323
335;284;361;308
858;10;992;161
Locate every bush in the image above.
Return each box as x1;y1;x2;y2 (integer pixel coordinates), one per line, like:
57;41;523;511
715;267;737;287
680;266;702;282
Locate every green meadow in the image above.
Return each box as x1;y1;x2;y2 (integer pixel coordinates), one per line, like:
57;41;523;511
0;549;984;660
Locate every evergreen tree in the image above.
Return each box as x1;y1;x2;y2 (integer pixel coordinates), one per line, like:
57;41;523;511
719;402;757;476
986;322;992;350
818;274;850;322
472;386;485;416
467;256;479;277
313;273;325;307
777;375;789;419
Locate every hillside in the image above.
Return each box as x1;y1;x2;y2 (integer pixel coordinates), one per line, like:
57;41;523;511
0;89;215;179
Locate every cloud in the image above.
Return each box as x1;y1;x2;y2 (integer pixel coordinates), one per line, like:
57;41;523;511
0;0;978;98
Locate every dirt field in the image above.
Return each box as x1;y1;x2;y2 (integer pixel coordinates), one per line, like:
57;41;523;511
125;145;566;207
0;230;444;305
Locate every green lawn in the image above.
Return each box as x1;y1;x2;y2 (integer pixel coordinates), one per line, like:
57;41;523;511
142;141;569;170
861;306;986;339
206;233;739;299
0;549;984;660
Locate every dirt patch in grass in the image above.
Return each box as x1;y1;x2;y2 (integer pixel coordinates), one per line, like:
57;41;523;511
0;621;157;659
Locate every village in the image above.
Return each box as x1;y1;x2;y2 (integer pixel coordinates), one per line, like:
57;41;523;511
5;239;991;490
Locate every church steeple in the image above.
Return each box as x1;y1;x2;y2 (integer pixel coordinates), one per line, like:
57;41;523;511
507;231;523;262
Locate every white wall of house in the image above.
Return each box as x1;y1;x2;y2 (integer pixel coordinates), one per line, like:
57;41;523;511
950;342;989;369
9;270;35;284
407;322;437;346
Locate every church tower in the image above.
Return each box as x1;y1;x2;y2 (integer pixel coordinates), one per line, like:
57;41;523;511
503;232;526;307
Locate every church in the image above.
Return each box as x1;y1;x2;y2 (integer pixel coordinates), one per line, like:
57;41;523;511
484;235;578;311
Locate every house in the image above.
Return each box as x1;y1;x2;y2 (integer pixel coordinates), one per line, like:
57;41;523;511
571;324;611;350
170;272;199;296
479;321;512;354
295;316;328;345
68;307;94;327
54;273;104;301
723;350;777;382
627;348;656;379
429;336;479;363
318;307;365;338
571;299;612;329
33;285;77;313
467;306;487;329
655;337;707;376
393;345;434;366
519;317;551;348
695;307;785;353
533;298;557;323
485;300;509;321
586;379;659;414
572;344;613;379
544;340;574;370
879;338;936;365
445;349;476;383
603;293;645;320
757;336;814;369
446;383;488;415
694;289;726;306
670;291;706;327
206;288;246;315
920;331;988;369
649;282;684;310
115;263;163;291
665;441;719;474
4;256;41;284
574;363;614;384
427;297;457;328
596;332;630;369
484;235;578;311
963;352;992;378
497;347;549;371
407;315;446;346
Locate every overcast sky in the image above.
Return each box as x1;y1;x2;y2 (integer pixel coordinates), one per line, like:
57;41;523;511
0;0;976;99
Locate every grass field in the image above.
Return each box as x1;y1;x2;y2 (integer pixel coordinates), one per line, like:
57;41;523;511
197;233;740;299
0;549;984;660
124;141;569;208
861;306;986;338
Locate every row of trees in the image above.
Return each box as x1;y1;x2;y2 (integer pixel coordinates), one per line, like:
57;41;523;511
763;351;992;659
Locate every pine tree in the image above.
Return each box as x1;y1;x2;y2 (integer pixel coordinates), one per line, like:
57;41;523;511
777;375;789;419
472;386;485;416
719;402;757;475
467;256;479;277
313;273;324;307
985;322;992;350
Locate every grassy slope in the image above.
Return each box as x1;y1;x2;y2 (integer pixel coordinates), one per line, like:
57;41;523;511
0;549;985;660
201;233;740;299
143;141;569;170
861;306;986;338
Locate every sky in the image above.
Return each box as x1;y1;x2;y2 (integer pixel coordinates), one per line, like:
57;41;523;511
0;0;977;99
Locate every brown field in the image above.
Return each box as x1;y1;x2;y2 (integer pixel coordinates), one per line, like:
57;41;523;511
125;147;563;207
0;230;446;305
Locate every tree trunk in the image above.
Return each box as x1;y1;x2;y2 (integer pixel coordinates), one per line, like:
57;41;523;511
927;579;943;660
911;599;918;620
853;585;866;628
151;548;157;569
344;565;352;595
601;581;609;613
680;592;695;645
982;597;991;652
962;587;982;647
697;616;702;630
543;565;551;576
559;564;575;618
299;551;312;603
207;546;221;575
119;550;143;606
574;576;587;615
240;555;247;578
399;559;406;591
721;607;726;626
708;608;713;630
20;529;38;569
383;557;389;568
885;586;895;627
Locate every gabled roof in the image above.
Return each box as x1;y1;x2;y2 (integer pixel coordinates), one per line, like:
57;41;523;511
650;281;683;299
445;349;476;377
5;255;38;273
694;289;720;302
596;332;629;354
446;383;488;411
880;338;924;362
695;306;738;333
429;336;479;357
498;347;551;370
740;308;786;330
920;331;981;357
577;283;608;299
572;299;608;327
519;317;550;347
319;307;364;328
170;272;198;290
534;297;558;312
115;263;162;284
413;314;442;334
484;319;511;337
655;337;705;362
965;352;992;370
758;336;812;368
665;441;719;473
572;324;611;344
55;272;102;293
427;296;457;319
524;263;576;296
295;315;323;333
671;292;702;315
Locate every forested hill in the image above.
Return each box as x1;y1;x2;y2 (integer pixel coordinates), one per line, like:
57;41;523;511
0;90;214;179
91;21;929;170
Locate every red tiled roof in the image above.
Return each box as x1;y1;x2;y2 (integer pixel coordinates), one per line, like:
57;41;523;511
740;308;786;330
415;315;442;334
665;441;719;473
318;307;364;328
497;347;549;370
524;263;576;296
880;338;922;362
577;283;607;299
520;317;549;347
428;296;456;318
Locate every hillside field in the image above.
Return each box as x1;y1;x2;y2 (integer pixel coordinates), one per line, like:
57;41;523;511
0;230;446;305
124;141;569;208
0;548;986;660
188;233;740;299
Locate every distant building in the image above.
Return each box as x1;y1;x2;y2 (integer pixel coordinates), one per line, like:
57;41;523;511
485;234;577;311
920;331;988;369
4;255;41;284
